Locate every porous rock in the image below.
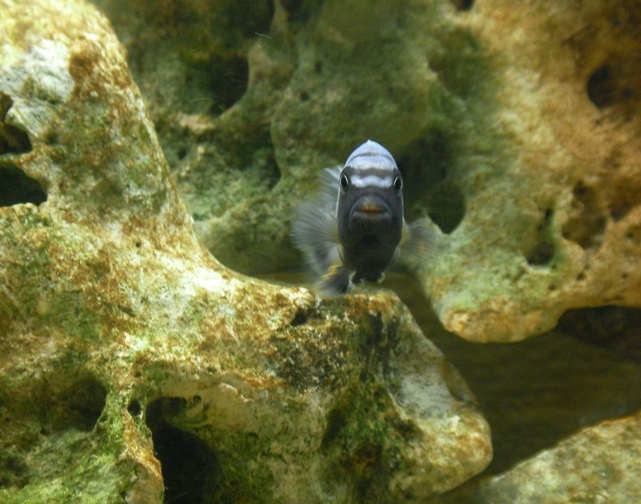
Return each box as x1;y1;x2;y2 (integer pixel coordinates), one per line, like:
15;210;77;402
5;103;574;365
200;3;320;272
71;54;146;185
0;0;490;502
93;0;641;342
435;412;641;503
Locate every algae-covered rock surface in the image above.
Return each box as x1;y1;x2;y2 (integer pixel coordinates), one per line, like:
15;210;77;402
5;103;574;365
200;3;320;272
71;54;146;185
94;0;641;342
435;413;641;503
0;0;491;502
3;0;641;501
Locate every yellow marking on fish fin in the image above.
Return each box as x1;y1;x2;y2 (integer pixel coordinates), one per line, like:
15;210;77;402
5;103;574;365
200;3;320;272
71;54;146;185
323;261;343;282
399;222;411;248
319;261;351;296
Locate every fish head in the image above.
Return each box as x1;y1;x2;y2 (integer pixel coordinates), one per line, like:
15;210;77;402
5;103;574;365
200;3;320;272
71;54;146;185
336;141;404;248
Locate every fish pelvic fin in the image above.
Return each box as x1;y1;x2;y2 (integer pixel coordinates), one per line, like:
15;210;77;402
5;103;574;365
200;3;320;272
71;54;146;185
317;261;351;297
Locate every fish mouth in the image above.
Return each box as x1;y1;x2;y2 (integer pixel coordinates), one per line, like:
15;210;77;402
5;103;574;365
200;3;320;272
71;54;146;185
356;201;385;214
350;196;392;223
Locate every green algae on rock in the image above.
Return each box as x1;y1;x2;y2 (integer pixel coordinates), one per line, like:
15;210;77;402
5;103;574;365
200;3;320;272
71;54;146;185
0;0;491;502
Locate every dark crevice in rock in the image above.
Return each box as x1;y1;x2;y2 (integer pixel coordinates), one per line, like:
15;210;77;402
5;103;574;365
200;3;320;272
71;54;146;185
562;182;607;251
127;399;142;417
0;451;29;490
48;376;108;432
146;398;220;504
178;51;250;116
606;167;641;222
0;165;47;207
281;0;323;26
290;308;309;326
558;306;641;363
425;182;466;234
588;64;616;108
0;92;32;155
398;134;466;234
526;207;556;266
587;57;640;114
451;0;474;11
205;53;249;114
321;406;346;450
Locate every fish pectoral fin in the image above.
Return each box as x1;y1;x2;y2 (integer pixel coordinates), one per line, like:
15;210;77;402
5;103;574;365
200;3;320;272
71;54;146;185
396;218;442;271
318;262;351;297
291;201;339;275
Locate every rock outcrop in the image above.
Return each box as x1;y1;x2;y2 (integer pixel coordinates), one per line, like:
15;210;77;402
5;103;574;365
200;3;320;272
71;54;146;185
0;1;490;501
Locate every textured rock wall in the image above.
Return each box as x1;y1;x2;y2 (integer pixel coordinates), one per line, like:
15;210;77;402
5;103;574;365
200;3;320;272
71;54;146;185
3;0;641;501
93;0;641;342
0;0;490;502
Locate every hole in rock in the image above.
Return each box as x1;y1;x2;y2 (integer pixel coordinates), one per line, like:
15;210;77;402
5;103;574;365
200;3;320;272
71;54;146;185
127;399;142;417
586;57;640;113
562;182;606;251
0;165;47;207
49;376;108;432
281;0;322;25
0;451;29;489
526;208;556;265
425;183;466;234
451;0;474;11
526;241;555;266
146;398;220;504
398;134;465;234
206;54;249;114
428;24;489;101
607;172;641;222
584;53;641;116
321;407;346;450
0;92;32;155
609;200;631;222
587;64;616;108
290;308;308;327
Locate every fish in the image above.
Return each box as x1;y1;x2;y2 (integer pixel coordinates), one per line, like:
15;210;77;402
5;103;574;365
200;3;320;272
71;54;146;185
291;140;437;296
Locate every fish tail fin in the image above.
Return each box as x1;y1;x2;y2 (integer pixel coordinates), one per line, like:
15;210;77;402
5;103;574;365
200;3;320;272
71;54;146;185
317;261;352;297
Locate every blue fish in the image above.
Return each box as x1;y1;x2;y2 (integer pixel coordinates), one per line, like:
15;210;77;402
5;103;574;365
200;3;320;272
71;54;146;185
292;140;437;295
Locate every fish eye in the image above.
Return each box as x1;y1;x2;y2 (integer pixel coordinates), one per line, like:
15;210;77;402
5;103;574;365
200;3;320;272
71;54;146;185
340;173;349;192
393;176;403;193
